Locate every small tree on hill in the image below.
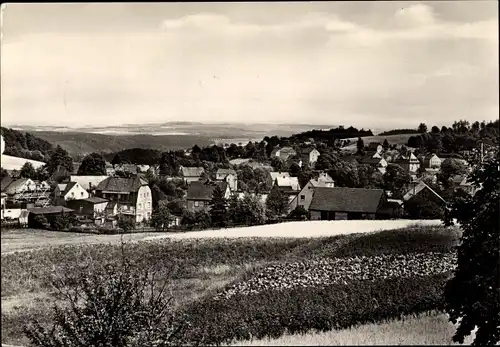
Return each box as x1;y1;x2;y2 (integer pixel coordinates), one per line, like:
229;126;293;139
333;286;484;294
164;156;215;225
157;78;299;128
418;123;428;133
382;138;390;151
118;217;135;232
442;152;499;345
20;162;37;179
77;152;107;175
47;145;73;175
383;164;411;198
209;185;228;228
356;137;365;154
151;200;172;231
0;167;8;180
265;186;289;220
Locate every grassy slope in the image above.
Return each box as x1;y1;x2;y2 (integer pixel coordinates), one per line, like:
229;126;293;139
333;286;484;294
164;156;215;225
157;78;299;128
1;225;460;346
342;133;417;152
230;311;474;346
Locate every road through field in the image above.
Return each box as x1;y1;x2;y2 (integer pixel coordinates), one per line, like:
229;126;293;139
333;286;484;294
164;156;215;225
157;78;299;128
1;220;444;255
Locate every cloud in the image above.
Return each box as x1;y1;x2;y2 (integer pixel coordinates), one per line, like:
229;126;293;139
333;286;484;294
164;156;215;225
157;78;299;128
1;3;498;128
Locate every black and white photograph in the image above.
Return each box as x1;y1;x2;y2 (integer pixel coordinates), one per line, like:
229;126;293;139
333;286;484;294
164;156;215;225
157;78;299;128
1;2;498;346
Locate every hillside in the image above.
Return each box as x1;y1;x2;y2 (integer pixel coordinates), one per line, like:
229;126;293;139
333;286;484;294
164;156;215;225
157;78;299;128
0;127;54;162
342;133;417;152
29;131;216;157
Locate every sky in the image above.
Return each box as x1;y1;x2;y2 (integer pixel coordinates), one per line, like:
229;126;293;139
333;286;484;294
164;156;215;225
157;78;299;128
1;2;498;129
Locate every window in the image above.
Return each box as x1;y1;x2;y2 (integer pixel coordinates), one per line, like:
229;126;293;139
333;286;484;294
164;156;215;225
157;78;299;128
138;203;142;209
81;192;84;196
194;201;199;207
204;201;210;207
300;195;305;200
147;202;151;209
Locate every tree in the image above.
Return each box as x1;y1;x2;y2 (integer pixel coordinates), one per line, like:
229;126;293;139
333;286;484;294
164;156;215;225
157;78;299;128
418;123;428;133
23;245;188;347
118;217;135;232
443;153;499;345
47;145;73;175
20;162;36;179
431;126;440;134
382;139;390;151
356;137;365;154
265;186;289;220
404;195;444;219
209;185;228;228
0;167;8;180
270;157;285;172
150;200;172;231
289;162;301;177
77;152;107;175
438;158;468;187
287;205;309;221
383;164;411;198
232;194;266;226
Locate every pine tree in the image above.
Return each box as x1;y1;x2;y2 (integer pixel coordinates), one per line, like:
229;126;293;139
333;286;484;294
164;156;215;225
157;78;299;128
356;137;365;154
20;162;37;179
382;138;390;151
47;145;73;175
210;185;228;228
77;153;106;175
265;186;289;220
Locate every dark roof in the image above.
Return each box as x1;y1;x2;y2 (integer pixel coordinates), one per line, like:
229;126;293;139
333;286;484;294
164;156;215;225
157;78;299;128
62;182;78;196
358;157;383;165
95;176;148;193
1;177;13;192
29;206;75;215
300;147;318;155
309;187;385;214
187;181;228;201
82;197;108;204
216;168;236;177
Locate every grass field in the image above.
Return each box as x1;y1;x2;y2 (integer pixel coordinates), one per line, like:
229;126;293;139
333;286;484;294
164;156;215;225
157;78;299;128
229;312;475;346
343;133;417;152
1;220;443;255
1;224;460;346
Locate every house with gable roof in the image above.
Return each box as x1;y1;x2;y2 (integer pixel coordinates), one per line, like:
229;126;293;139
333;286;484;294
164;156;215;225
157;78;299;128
94;176;152;223
186;180;231;212
216;168;238;191
179;166;205;183
288;172;334;212
54;181;89;205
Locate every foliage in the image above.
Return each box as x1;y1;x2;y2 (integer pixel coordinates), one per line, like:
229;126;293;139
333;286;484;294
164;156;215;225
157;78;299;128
228;194;266;226
383;164;411;198
49;213;77;231
181;210;211;230
270;157;285;172
118;218;135;232
382;139;389;150
47;145;73;175
443;152;500;345
23;248;188;347
0;166;8;180
151;200;172;231
265;187;289;220
437;158;468;187
20;162;37;179
1;127;53;161
418;123;428;133
77;152;107;175
378;129;419;136
287;205;309;221
210;185;229;228
111;148;162;166
404;194;445;219
32;215;49;229
288;126;373;144
356;137;364;154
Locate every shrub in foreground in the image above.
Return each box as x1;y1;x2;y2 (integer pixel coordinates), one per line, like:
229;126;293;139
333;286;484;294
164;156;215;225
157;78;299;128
181;274;449;346
23;249;190;347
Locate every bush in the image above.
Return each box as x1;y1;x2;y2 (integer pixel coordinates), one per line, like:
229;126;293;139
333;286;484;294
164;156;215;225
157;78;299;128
23;246;190;347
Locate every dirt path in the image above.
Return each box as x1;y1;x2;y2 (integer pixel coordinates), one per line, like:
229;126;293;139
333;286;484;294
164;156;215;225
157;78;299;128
1;220;444;255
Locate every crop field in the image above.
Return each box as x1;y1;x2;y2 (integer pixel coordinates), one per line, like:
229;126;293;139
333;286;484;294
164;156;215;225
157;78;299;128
1;220;443;255
1;224;461;346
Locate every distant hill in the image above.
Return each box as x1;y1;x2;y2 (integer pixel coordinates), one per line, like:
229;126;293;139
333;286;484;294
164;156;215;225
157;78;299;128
30;131;216;157
0;127;53;162
342;133;416;152
378;129;419;136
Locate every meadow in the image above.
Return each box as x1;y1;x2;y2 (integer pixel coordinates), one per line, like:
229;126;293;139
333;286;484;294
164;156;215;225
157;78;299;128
343;133;417;152
1;224;461;346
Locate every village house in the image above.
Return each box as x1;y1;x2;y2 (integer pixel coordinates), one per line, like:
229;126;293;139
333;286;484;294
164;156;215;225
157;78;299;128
403;180;447;206
2;204;29;226
53;182;89;206
114;164;138;175
367;143;383;153
136;165;150;173
186;180;231;212
358;156;388;170
66;197;109;223
289;173;334;212
216;168;238;191
266;171;290;189
271;175;301;207
94;176;152;224
0;193;6;220
69;175;110;194
299;147;321;166
309;187;391;220
105;162;115;176
1;177;51;207
270;146;297;162
450;174;480;196
419;154;442;169
394;152;421;175
179;166;205;183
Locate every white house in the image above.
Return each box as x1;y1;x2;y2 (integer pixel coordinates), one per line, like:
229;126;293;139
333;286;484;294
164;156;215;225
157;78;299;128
54;182;89;205
216;168;238;191
300;148;321;166
69;175;110;193
289;173;335;212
